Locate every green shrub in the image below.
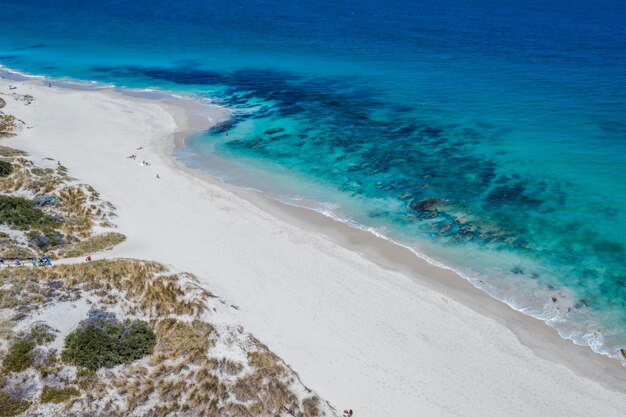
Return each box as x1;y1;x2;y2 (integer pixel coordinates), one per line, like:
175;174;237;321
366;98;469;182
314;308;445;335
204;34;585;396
61;309;156;371
2;339;34;373
0;391;30;417
39;386;80;404
0;196;59;230
0;161;11;177
27;229;66;249
30;324;56;345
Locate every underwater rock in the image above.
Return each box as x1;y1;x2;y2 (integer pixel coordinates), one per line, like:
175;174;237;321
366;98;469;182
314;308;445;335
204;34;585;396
438;223;452;235
264;127;285;135
210;119;236;133
511;267;524;275
575;299;590;308
486;182;542;207
410;197;442;213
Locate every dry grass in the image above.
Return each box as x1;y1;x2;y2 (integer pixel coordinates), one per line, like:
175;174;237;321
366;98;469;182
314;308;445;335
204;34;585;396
0;242;36;259
56;232;126;258
0;113;22;138
0;146;26;157
153;319;214;364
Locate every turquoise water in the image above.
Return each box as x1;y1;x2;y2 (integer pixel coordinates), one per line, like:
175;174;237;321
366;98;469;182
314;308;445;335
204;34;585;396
1;0;626;360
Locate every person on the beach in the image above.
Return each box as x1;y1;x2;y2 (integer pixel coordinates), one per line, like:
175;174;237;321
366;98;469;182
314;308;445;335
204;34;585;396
15;258;21;266
156;174;160;179
86;255;92;262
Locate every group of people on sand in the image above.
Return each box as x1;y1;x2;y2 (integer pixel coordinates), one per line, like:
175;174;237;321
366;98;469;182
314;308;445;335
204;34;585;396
127;148;159;178
0;256;52;267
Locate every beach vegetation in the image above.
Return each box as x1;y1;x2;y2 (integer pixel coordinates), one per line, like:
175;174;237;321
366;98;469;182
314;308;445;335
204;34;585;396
29;324;56;345
27;229;65;249
2;338;35;373
0;161;11;177
0;195;59;230
0;391;30;417
32;194;60;207
39;385;80;404
0;243;36;260
0;114;20;137
0;147;25;158
0;258;328;416
57;232;125;258
61;308;156;371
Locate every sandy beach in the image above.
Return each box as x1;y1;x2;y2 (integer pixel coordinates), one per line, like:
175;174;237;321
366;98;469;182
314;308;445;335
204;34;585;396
2;76;626;417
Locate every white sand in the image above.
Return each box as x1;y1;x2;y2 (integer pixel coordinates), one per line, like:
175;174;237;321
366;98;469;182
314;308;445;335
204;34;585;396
2;78;626;417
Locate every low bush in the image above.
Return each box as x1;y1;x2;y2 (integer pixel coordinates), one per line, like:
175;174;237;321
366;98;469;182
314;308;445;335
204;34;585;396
61;309;156;371
39;386;80;404
0;161;11;178
0;391;30;417
32;194;60;207
27;230;65;249
29;324;56;345
0;196;58;230
2;338;34;373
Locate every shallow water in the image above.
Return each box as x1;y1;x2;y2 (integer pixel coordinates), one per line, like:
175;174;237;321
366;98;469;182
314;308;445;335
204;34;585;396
1;0;626;359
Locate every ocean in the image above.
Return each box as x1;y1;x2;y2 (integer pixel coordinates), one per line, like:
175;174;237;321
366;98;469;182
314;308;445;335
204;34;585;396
1;0;626;360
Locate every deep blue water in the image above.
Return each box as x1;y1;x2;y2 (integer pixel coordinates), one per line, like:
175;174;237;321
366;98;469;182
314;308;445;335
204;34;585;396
2;0;626;359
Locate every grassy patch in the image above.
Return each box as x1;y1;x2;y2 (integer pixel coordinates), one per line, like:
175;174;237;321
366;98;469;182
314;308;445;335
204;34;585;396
0;391;30;417
0;147;26;157
39;385;80;404
0;242;36;260
58;232;125;258
61;309;156;371
2;338;34;373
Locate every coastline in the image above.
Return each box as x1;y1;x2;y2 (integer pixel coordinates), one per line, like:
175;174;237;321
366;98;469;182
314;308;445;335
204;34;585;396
2;74;626;416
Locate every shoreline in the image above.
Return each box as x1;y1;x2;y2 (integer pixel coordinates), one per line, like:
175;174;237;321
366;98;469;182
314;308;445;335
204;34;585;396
162;105;626;390
2;73;626;416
